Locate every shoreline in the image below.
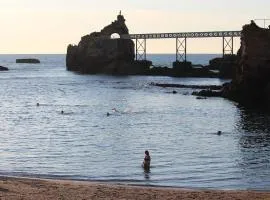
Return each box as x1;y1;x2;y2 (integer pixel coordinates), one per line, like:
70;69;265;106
1;176;270;200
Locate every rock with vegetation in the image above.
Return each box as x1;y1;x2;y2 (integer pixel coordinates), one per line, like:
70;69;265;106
16;59;40;64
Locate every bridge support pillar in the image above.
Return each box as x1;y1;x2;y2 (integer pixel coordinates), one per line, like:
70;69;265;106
135;38;146;60
222;36;234;57
176;37;187;62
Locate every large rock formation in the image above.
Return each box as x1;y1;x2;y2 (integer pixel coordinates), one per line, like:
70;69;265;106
66;14;150;74
223;21;270;107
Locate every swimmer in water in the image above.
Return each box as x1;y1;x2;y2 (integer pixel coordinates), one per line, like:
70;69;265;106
112;108;118;112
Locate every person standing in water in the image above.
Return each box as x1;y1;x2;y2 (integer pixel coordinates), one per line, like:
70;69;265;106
142;150;151;170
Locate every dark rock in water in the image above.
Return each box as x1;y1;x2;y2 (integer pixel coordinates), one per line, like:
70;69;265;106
147;62;216;77
196;96;207;99
149;66;170;76
16;59;40;64
150;82;222;90
173;61;192;71
206;55;238;78
66;14;151;75
0;66;8;71
192;89;222;97
170;61;217;77
222;21;270;109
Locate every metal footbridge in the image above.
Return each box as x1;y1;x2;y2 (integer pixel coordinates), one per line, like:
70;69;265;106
121;31;241;61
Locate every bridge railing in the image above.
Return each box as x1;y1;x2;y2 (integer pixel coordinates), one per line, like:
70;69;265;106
121;31;241;39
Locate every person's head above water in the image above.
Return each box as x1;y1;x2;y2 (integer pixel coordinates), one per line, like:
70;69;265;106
145;150;149;156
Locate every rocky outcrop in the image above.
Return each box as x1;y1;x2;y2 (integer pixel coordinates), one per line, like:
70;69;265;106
0;66;8;71
206;55;238;78
222;21;270;107
192;21;270;107
151;82;222;90
148;61;216;77
66;14;151;75
16;59;40;64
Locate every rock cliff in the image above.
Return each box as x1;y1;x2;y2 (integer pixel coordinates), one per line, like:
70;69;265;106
223;21;270;107
66;14;150;75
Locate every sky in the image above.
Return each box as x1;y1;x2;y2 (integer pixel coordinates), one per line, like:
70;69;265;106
0;0;269;54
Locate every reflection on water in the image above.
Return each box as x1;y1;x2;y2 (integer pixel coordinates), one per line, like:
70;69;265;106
237;107;270;189
238;107;270;148
144;169;151;180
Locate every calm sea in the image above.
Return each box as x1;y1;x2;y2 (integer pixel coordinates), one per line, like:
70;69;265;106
0;54;269;190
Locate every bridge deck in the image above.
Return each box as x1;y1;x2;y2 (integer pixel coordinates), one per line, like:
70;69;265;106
122;31;241;39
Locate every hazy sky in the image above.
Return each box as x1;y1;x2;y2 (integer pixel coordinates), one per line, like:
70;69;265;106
0;0;269;53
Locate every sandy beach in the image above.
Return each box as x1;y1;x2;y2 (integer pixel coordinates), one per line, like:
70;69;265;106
0;177;269;200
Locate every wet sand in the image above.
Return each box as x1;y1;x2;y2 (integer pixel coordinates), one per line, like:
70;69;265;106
0;177;270;200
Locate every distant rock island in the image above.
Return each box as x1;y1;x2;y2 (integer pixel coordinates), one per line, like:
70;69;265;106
0;66;8;71
66;14;219;77
16;58;40;64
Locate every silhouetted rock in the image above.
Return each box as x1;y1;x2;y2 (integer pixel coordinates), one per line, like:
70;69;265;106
0;66;8;71
192;21;270;105
66;14;151;75
16;59;40;64
149;66;170;76
173;61;192;71
66;14;217;77
223;21;270;108
196;96;207;99
192;89;222;97
151;82;222;90
206;55;238;78
173;61;218;77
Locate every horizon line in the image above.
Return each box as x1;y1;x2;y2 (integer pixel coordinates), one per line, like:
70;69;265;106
0;52;224;55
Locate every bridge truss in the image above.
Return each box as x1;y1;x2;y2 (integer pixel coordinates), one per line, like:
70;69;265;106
122;31;241;61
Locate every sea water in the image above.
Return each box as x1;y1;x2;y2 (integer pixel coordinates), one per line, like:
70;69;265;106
0;54;269;190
